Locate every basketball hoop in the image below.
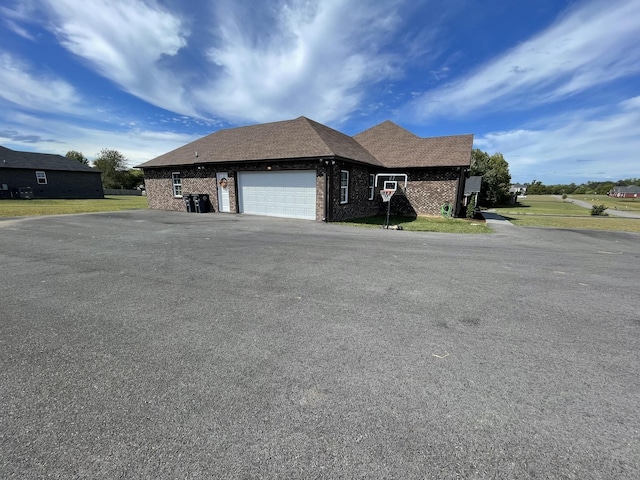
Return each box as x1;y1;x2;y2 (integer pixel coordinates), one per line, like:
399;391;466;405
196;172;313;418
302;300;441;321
380;189;395;202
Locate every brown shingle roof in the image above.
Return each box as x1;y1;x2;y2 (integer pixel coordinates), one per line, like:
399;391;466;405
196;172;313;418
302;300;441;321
136;117;472;169
353;120;473;168
137;116;381;168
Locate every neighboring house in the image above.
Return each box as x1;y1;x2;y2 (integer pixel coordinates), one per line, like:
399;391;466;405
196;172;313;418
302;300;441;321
510;183;527;195
137;116;473;221
609;185;640;198
0;146;104;199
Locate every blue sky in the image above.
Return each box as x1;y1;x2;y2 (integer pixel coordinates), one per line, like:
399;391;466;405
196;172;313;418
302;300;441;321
1;0;638;184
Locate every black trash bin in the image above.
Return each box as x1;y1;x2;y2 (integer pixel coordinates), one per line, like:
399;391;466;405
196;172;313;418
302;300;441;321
194;193;210;213
183;194;195;212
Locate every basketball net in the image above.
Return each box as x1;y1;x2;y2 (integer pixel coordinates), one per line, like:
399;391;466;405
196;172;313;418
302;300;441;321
380;189;395;202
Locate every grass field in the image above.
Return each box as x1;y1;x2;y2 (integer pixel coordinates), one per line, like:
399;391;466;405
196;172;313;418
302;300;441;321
569;194;640;212
0;195;148;217
492;195;640;232
338;215;492;233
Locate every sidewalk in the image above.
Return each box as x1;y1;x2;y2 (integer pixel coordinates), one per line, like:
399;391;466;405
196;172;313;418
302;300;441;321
481;210;515;232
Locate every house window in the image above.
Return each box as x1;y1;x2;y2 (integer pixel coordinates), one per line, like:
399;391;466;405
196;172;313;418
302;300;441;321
340;170;349;204
35;171;47;185
172;172;182;197
368;174;375;200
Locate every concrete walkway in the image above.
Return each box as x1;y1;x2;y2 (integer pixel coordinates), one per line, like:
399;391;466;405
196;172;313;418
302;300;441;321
481;210;516;232
553;195;640;218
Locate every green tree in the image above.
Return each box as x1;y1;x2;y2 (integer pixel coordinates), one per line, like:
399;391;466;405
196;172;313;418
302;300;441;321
120;169;145;190
93;149;128;189
470;149;511;206
65;150;89;165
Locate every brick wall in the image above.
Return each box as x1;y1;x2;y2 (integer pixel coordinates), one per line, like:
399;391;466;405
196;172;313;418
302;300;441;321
329;163;381;221
143;163;464;220
143;160;327;219
403;169;462;216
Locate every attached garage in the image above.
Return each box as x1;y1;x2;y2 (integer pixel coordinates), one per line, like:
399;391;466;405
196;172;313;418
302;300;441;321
237;170;317;220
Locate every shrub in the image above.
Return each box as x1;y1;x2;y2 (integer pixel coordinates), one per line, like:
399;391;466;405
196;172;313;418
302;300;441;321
562;193;567;200
466;196;477;219
591;204;608;216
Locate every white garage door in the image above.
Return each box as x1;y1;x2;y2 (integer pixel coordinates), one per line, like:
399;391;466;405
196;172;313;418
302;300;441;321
238;171;317;220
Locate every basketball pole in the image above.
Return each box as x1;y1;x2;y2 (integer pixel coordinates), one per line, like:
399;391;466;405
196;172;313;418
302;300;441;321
385;196;391;229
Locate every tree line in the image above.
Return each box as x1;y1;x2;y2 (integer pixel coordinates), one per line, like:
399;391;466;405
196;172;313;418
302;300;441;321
66;149;144;190
525;179;639;196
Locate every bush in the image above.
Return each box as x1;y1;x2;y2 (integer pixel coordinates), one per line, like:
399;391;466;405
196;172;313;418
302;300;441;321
590;204;608;216
466;196;477;219
562;193;567;200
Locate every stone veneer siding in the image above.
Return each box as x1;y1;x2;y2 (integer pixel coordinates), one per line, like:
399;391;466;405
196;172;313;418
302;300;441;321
143;160;328;220
328;163;381;221
143;163;464;220
402;169;463;216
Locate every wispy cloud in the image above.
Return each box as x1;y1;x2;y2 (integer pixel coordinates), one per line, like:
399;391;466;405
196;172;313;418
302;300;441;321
475;96;640;183
39;0;190;114
0;51;84;114
23;0;403;125
197;0;402;123
408;0;640;120
0;111;198;166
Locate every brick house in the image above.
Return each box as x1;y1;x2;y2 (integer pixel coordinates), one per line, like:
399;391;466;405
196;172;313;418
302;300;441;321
137;117;473;221
0;146;104;199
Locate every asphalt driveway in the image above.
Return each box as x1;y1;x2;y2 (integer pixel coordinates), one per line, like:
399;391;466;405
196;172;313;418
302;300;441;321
1;211;639;479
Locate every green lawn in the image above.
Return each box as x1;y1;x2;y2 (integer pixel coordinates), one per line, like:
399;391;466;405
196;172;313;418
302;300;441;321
569;194;640;212
492;195;640;232
0;195;148;217
338;215;492;233
492;195;588;216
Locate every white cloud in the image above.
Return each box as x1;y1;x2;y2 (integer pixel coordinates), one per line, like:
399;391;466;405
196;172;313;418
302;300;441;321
40;0;191;115
475;97;640;183
26;0;403;125
0;51;84;114
409;0;640;119
0;112;197;167
194;0;402;123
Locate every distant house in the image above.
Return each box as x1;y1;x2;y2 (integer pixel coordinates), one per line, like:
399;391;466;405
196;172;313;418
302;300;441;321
509;183;527;195
0;146;104;199
137;116;473;221
609;185;640;198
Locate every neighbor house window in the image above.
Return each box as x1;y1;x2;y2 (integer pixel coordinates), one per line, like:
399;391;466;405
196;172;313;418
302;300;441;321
369;174;375;200
172;172;182;197
340;170;349;204
35;171;47;185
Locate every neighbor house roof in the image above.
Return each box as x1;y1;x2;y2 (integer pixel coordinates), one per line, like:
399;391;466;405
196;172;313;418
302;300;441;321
138;116;382;168
353;120;473;168
612;185;640;194
0;146;99;173
136;116;473;170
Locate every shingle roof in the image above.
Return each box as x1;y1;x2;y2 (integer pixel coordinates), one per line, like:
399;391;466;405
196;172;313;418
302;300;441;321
136;117;472;169
353;120;473;168
137;116;382;168
0;146;100;172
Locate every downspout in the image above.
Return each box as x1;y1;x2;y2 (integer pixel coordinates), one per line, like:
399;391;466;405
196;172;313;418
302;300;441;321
454;167;466;217
325;158;333;222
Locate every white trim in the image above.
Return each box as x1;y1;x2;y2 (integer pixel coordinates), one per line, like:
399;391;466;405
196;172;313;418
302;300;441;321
171;172;182;197
35;171;47;185
340;170;349;204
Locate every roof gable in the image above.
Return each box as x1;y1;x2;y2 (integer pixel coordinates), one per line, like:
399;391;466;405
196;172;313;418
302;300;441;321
0;146;100;172
138;117;381;168
137;117;472;170
353;121;473;168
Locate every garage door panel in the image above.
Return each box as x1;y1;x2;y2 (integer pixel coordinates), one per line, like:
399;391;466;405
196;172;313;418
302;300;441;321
238;171;316;220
